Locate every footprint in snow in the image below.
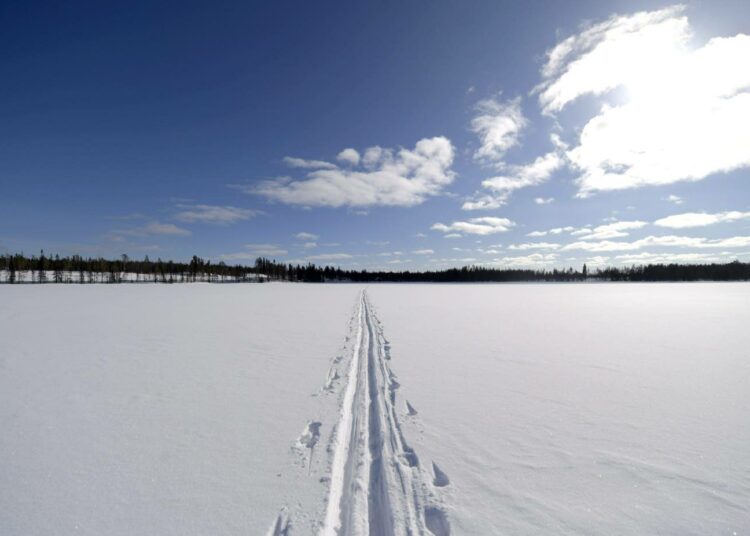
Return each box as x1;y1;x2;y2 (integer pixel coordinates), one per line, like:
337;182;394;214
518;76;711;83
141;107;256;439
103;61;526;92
432;462;450;487
323;367;339;391
424;506;450;536
266;507;291;536
298;421;321;449
297;421;322;474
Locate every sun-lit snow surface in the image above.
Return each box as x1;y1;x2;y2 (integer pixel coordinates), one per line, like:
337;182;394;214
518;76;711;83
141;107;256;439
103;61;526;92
2;283;749;535
367;283;750;534
0;284;359;535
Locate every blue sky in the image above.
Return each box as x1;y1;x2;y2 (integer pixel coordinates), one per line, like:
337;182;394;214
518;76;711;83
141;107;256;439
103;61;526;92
1;0;749;270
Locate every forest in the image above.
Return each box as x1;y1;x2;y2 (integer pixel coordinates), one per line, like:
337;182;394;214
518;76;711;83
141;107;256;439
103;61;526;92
1;252;750;283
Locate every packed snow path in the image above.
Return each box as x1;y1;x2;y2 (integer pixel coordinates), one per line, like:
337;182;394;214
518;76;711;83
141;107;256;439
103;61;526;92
321;291;448;536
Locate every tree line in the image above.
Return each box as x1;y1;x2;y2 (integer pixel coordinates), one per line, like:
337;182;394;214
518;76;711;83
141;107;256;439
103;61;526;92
251;258;750;282
0;252;262;283
2;252;748;283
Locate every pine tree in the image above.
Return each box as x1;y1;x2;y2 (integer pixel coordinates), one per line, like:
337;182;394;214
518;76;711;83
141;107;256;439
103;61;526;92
38;250;46;283
8;255;16;284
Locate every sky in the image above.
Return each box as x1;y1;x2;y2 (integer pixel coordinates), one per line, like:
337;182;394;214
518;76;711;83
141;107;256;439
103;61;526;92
1;0;749;270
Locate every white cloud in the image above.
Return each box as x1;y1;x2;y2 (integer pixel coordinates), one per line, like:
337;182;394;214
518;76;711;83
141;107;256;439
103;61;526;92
562;235;750;252
537;6;750;195
527;226;575;237
614;252;727;264
432;217;515;236
221;243;288;260
174;204;258;224
412;249;434;255
508;242;561;250
295;232;319;241
471;96;527;165
113;221;191;237
244;244;288;256
575;220;648;240
583;255;610;266
306;253;353;261
654;211;750;228
255;137;455;207
337;148;360;166
303;242;317;249
534;197;555;205
665;194;684;205
490;253;558;268
463;151;563;210
537;5;689;114
282;156;337;170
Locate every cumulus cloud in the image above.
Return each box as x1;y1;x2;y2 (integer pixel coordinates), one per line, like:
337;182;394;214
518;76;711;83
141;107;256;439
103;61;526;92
254;137;455;207
432;217;515;236
562;235;750;252
665;194;684;205
536;5;750;195
462;151;563;210
654;211;750;228
174;204;258;224
471;96;527;165
337;148;360;166
534;197;555;205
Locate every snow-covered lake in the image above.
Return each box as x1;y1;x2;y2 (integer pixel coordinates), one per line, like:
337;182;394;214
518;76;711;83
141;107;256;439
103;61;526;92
1;283;748;535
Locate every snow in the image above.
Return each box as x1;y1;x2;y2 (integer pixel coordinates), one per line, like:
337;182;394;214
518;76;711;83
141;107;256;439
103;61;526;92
367;283;750;534
1;282;749;535
0;283;358;535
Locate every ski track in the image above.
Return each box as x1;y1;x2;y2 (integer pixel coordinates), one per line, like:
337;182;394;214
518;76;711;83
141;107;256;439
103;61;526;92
319;290;450;536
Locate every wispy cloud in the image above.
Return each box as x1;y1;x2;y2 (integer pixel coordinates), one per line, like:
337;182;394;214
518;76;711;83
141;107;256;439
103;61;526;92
508;242;561;250
573;220;648;240
306;253;353;261
282;156;337;170
654;211;750;228
295;232;319;241
534;197;555;205
562;235;750;252
432;217;515;236
220;243;288;260
490;253;559;267
463;151;563;210
111;221;191;238
174;204;259;224
471;95;527;165
527;226;575;237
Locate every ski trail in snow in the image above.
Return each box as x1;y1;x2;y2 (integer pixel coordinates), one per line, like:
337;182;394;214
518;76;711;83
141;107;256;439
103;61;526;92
321;290;450;536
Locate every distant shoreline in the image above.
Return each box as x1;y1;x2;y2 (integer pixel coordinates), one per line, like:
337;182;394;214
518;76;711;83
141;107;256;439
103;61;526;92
2;253;749;284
